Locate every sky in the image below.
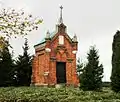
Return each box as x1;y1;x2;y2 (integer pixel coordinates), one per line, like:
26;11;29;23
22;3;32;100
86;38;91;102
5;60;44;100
1;0;120;81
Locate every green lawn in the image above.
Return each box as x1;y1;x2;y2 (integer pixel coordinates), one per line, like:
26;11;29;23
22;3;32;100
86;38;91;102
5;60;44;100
0;87;120;102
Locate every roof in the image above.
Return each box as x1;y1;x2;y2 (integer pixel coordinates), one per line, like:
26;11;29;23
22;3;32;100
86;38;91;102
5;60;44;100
34;31;56;47
34;27;74;48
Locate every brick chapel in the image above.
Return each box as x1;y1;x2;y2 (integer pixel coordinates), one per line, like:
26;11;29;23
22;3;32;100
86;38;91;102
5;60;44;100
31;6;79;87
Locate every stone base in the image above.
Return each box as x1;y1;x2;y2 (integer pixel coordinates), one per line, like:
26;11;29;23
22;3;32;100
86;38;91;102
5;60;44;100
30;83;79;88
55;84;63;88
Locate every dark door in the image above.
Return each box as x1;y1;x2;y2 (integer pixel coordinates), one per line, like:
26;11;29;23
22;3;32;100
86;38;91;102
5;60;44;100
56;62;66;84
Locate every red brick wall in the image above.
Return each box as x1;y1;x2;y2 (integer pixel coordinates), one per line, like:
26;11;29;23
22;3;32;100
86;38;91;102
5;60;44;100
32;32;79;87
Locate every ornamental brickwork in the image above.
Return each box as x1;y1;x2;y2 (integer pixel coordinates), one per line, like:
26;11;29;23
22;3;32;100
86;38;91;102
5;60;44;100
31;6;79;87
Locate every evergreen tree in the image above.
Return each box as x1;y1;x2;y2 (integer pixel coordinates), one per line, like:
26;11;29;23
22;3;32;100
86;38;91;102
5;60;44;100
0;38;14;86
111;30;120;92
77;57;83;78
15;38;32;86
80;46;103;91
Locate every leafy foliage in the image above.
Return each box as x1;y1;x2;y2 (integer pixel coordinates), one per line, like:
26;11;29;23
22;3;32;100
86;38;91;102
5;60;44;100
0;8;41;86
111;30;120;92
0;8;42;38
80;46;103;91
0;87;119;102
14;38;32;86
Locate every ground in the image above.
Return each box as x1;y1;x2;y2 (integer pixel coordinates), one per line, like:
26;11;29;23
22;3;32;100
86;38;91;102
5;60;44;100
0;87;120;102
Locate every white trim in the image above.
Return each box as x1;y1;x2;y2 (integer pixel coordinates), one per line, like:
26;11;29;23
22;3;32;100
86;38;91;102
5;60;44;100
72;50;77;54
59;35;64;45
45;48;51;52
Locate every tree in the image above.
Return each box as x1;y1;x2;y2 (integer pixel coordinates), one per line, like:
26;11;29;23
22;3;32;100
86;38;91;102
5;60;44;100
0;37;14;86
0;8;42;50
111;30;120;92
77;57;83;77
14;38;32;86
0;8;42;37
80;46;103;91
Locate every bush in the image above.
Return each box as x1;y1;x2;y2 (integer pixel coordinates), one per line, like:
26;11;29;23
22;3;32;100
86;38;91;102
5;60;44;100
0;87;120;102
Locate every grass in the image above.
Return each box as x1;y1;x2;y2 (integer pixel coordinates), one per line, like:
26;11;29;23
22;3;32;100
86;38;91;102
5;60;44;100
0;87;120;102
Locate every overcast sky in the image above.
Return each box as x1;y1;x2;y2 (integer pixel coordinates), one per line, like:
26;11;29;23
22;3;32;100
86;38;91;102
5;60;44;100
1;0;120;81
